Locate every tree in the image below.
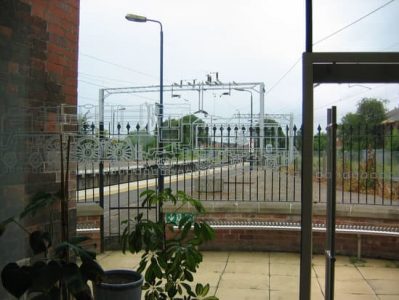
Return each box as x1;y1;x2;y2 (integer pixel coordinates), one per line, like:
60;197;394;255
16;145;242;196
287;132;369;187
340;98;387;149
181;114;205;146
161;114;207;149
314;132;327;152
262;118;286;149
127;130;157;153
385;127;399;151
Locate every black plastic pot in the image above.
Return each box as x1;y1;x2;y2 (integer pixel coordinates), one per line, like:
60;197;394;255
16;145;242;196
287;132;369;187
93;269;143;300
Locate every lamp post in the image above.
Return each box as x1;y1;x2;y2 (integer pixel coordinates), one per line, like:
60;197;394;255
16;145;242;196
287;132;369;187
234;88;254;169
126;13;164;196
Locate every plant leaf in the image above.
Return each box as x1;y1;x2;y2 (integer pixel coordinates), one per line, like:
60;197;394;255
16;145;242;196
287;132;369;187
80;259;104;283
0;217;14;237
29;231;52;254
1;263;32;298
31;260;61;291
20;192;57;219
61;263;87;298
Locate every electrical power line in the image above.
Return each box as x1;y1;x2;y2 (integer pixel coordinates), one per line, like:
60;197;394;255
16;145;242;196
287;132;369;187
313;0;396;46
265;0;396;98
265;56;302;96
79;72;138;86
79;52;158;80
314;85;389;111
78;79;106;88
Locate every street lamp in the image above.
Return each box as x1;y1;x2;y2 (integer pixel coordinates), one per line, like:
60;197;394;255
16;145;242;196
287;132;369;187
126;13;164;194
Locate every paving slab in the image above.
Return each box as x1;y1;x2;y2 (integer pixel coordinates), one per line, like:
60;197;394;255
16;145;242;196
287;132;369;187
358;258;399;268
312;254;352;266
313;265;364;281
270;275;299;291
228;251;269;264
97;251;399;300
270;263;299;276
270;290;324;300
225;261;269;274
378;296;399;300
270;275;320;292
218;272;269;290
269;252;300;264
202;251;229;262
358;266;399;280
193;272;221;288
332;294;378;300
368;279;399;295
216;287;269;300
320;279;375;295
197;261;227;274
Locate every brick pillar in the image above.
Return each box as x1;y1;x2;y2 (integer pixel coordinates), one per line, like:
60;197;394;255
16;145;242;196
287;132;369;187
0;0;80;298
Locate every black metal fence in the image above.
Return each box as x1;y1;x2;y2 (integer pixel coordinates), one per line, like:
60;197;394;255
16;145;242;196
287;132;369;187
74;121;399;238
76;122;399;207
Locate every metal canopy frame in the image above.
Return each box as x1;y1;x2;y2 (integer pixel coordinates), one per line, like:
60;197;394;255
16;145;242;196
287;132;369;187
300;52;399;300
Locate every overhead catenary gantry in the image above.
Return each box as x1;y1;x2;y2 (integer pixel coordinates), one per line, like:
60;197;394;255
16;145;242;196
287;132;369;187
99;81;266;153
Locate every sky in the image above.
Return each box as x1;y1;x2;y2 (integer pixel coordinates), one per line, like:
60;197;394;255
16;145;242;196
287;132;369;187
78;0;399;130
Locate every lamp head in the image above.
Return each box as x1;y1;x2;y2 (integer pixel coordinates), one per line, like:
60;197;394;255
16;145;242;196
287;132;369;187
125;13;147;22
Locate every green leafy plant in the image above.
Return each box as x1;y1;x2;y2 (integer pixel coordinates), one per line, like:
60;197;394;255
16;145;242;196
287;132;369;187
121;188;218;300
1;136;104;299
0;192;105;300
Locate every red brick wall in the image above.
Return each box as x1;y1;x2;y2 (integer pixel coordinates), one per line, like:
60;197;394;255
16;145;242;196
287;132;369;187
76;215;102;253
0;0;80;297
198;213;399;260
0;0;79;108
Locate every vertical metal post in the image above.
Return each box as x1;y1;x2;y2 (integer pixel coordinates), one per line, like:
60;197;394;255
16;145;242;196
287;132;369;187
306;0;313;53
300;0;313;298
325;106;337;300
259;83;265;157
98;88;105;252
288;113;294;163
300;52;314;300
250;92;253;170
157;23;165;229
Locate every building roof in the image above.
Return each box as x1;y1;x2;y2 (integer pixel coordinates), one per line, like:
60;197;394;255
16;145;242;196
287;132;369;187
383;107;399;124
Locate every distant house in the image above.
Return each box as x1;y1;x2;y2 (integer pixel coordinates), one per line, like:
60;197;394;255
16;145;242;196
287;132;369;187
383;107;399;127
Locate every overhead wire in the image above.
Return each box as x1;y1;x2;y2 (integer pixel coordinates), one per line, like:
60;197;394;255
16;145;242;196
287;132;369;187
79;52;158;80
313;0;396;46
79;72;138;86
265;56;302;96
266;0;396;98
78;79;106;88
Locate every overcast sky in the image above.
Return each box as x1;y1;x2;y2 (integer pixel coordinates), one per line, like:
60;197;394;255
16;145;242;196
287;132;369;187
78;0;399;129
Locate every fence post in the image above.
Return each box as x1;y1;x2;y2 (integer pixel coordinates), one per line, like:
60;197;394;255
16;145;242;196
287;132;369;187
98;88;105;252
325;106;337;300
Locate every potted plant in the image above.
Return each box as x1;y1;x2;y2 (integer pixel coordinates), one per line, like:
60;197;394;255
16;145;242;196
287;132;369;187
0;191;105;300
0;136;104;299
92;268;143;300
0;192;103;300
110;188;218;300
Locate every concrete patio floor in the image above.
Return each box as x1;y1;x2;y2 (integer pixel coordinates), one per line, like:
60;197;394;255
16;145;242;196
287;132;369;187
97;251;399;299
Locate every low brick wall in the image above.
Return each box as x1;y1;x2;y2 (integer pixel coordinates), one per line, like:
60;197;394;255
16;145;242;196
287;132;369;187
76;203;103;253
202;226;399;260
165;202;399;260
